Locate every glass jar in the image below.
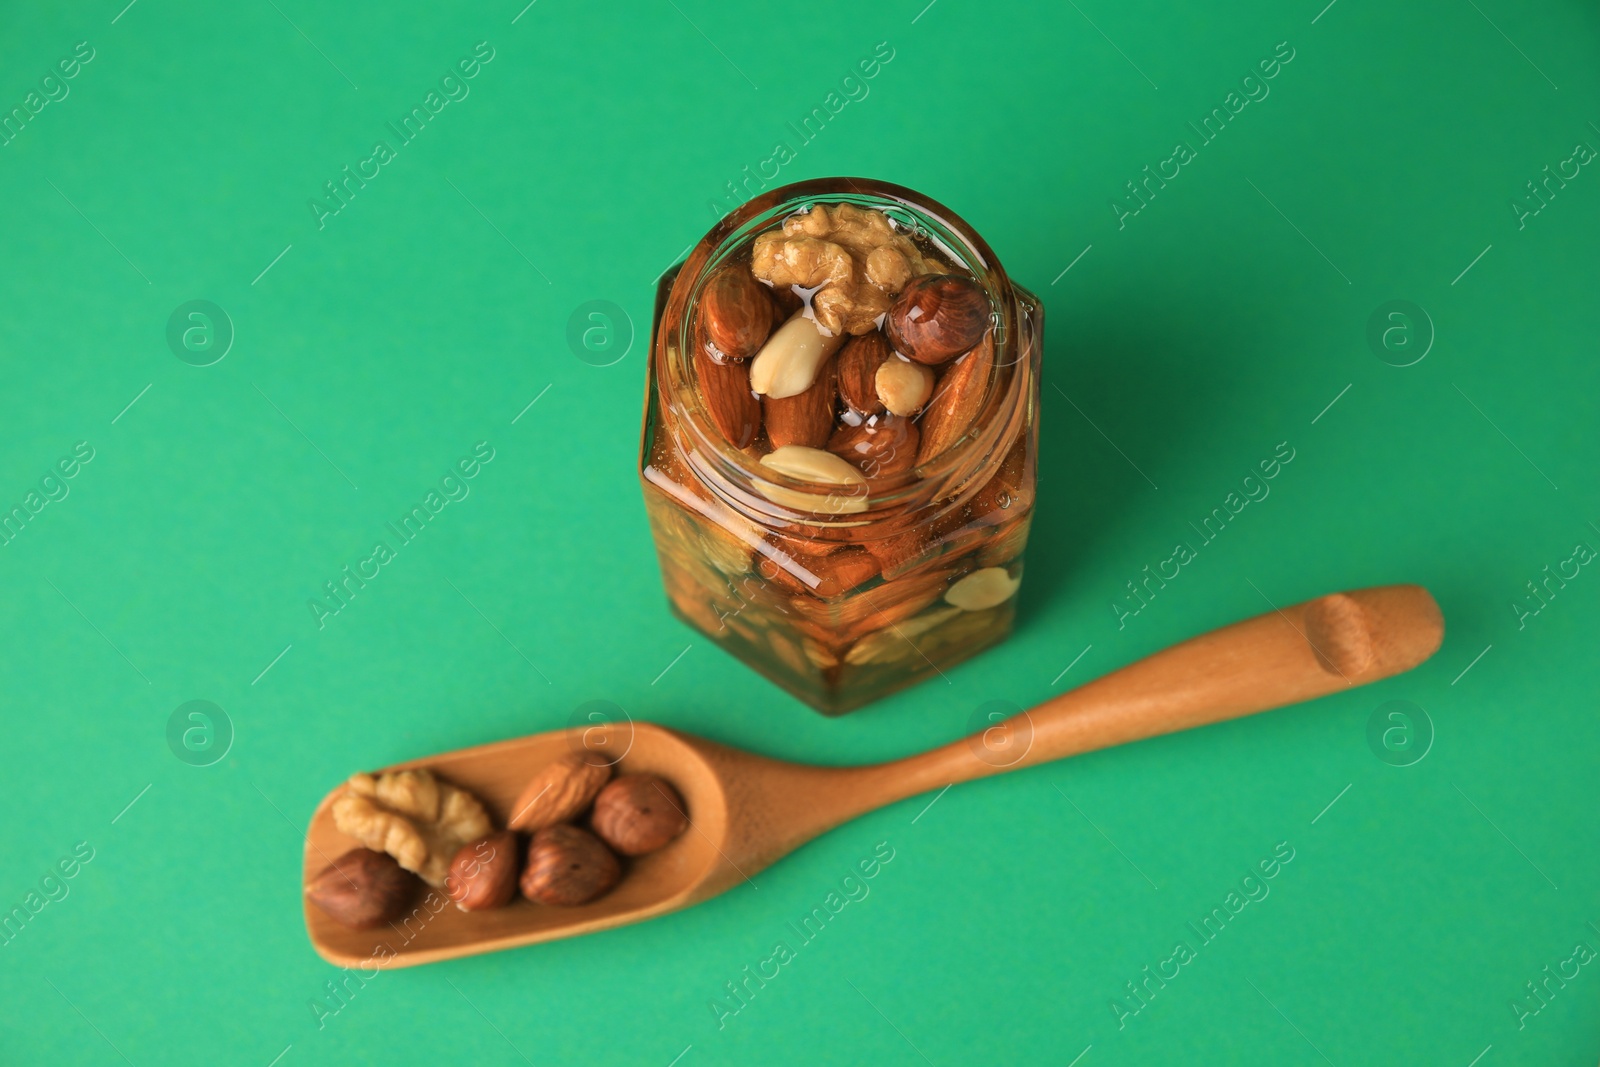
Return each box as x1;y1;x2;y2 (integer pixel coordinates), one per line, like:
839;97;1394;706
639;178;1042;714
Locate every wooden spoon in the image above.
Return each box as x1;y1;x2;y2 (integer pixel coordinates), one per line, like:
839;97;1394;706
304;583;1442;968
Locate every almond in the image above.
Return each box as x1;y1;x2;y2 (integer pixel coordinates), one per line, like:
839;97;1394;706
976;516;1030;567
876;357;935;416
766;540;882;600
965;434;1031;521
772;533;848;559
750;314;846;399
863;506;970;580
827;414;919;478
808;547;882;597
756;552;810;597
836;333;891;415
693;337;761;448
764;355;837;449
916;331;992;464
507;752;613;832
846;569;954;638
793;563;952;646
699;267;772;360
863;526;937;582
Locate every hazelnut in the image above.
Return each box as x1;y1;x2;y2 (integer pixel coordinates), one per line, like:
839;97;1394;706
886;274;991;365
445;831;520;911
305;847;417;929
590;774;690;856
874;358;935;417
520;825;621;906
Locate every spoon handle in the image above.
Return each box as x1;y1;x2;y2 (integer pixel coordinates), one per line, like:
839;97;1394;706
859;584;1443;807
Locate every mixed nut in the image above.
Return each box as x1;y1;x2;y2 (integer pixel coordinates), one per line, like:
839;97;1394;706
693;202;999;491
645;195;1038;712
306;761;689;930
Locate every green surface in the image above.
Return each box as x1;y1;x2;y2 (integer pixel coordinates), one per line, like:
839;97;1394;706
1;0;1596;1063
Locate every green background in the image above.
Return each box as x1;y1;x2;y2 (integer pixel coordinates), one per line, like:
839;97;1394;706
1;0;1596;1063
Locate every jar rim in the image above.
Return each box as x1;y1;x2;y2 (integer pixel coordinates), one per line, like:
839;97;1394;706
653;177;1036;539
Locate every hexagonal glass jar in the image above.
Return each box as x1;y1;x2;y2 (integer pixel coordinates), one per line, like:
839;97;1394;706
638;178;1042;714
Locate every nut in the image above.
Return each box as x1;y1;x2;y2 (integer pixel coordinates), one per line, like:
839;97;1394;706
332;769;493;887
764;354;837;449
922;603;1006;653
765;541;881;599
836;332;891;415
749;313;846;399
756;551;810;597
807;546;882;598
755;445;868;515
446;831;520;911
835;567;953;641
945;566;1021;610
699;267;772;359
759;445;867;485
664;565;726;634
886;274;991;365
861;505;970;581
645;465;761;578
828;414;919;478
865;245;912;292
767;282;805;329
845;606;962;665
693;336;762;448
751;204;939;335
305;847;417;929
803;635;840;669
765;627;809;675
753;235;856;331
976;516;1030;567
876;357;935;417
964;434;1031;521
916;332;993;464
590;775;690;856
520;824;622;906
508;752;613;832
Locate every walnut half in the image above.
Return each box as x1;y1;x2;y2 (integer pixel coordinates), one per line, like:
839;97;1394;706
331;769;493;887
751;203;941;336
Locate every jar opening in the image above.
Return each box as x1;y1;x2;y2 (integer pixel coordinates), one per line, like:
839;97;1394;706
655;178;1035;541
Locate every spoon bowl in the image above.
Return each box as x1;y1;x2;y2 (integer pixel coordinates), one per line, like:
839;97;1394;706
304;583;1444;969
305;722;728;968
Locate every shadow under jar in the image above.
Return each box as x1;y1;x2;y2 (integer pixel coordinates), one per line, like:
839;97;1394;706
639;178;1042;715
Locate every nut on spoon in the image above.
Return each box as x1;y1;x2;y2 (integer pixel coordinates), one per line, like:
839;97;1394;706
304;584;1443;969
